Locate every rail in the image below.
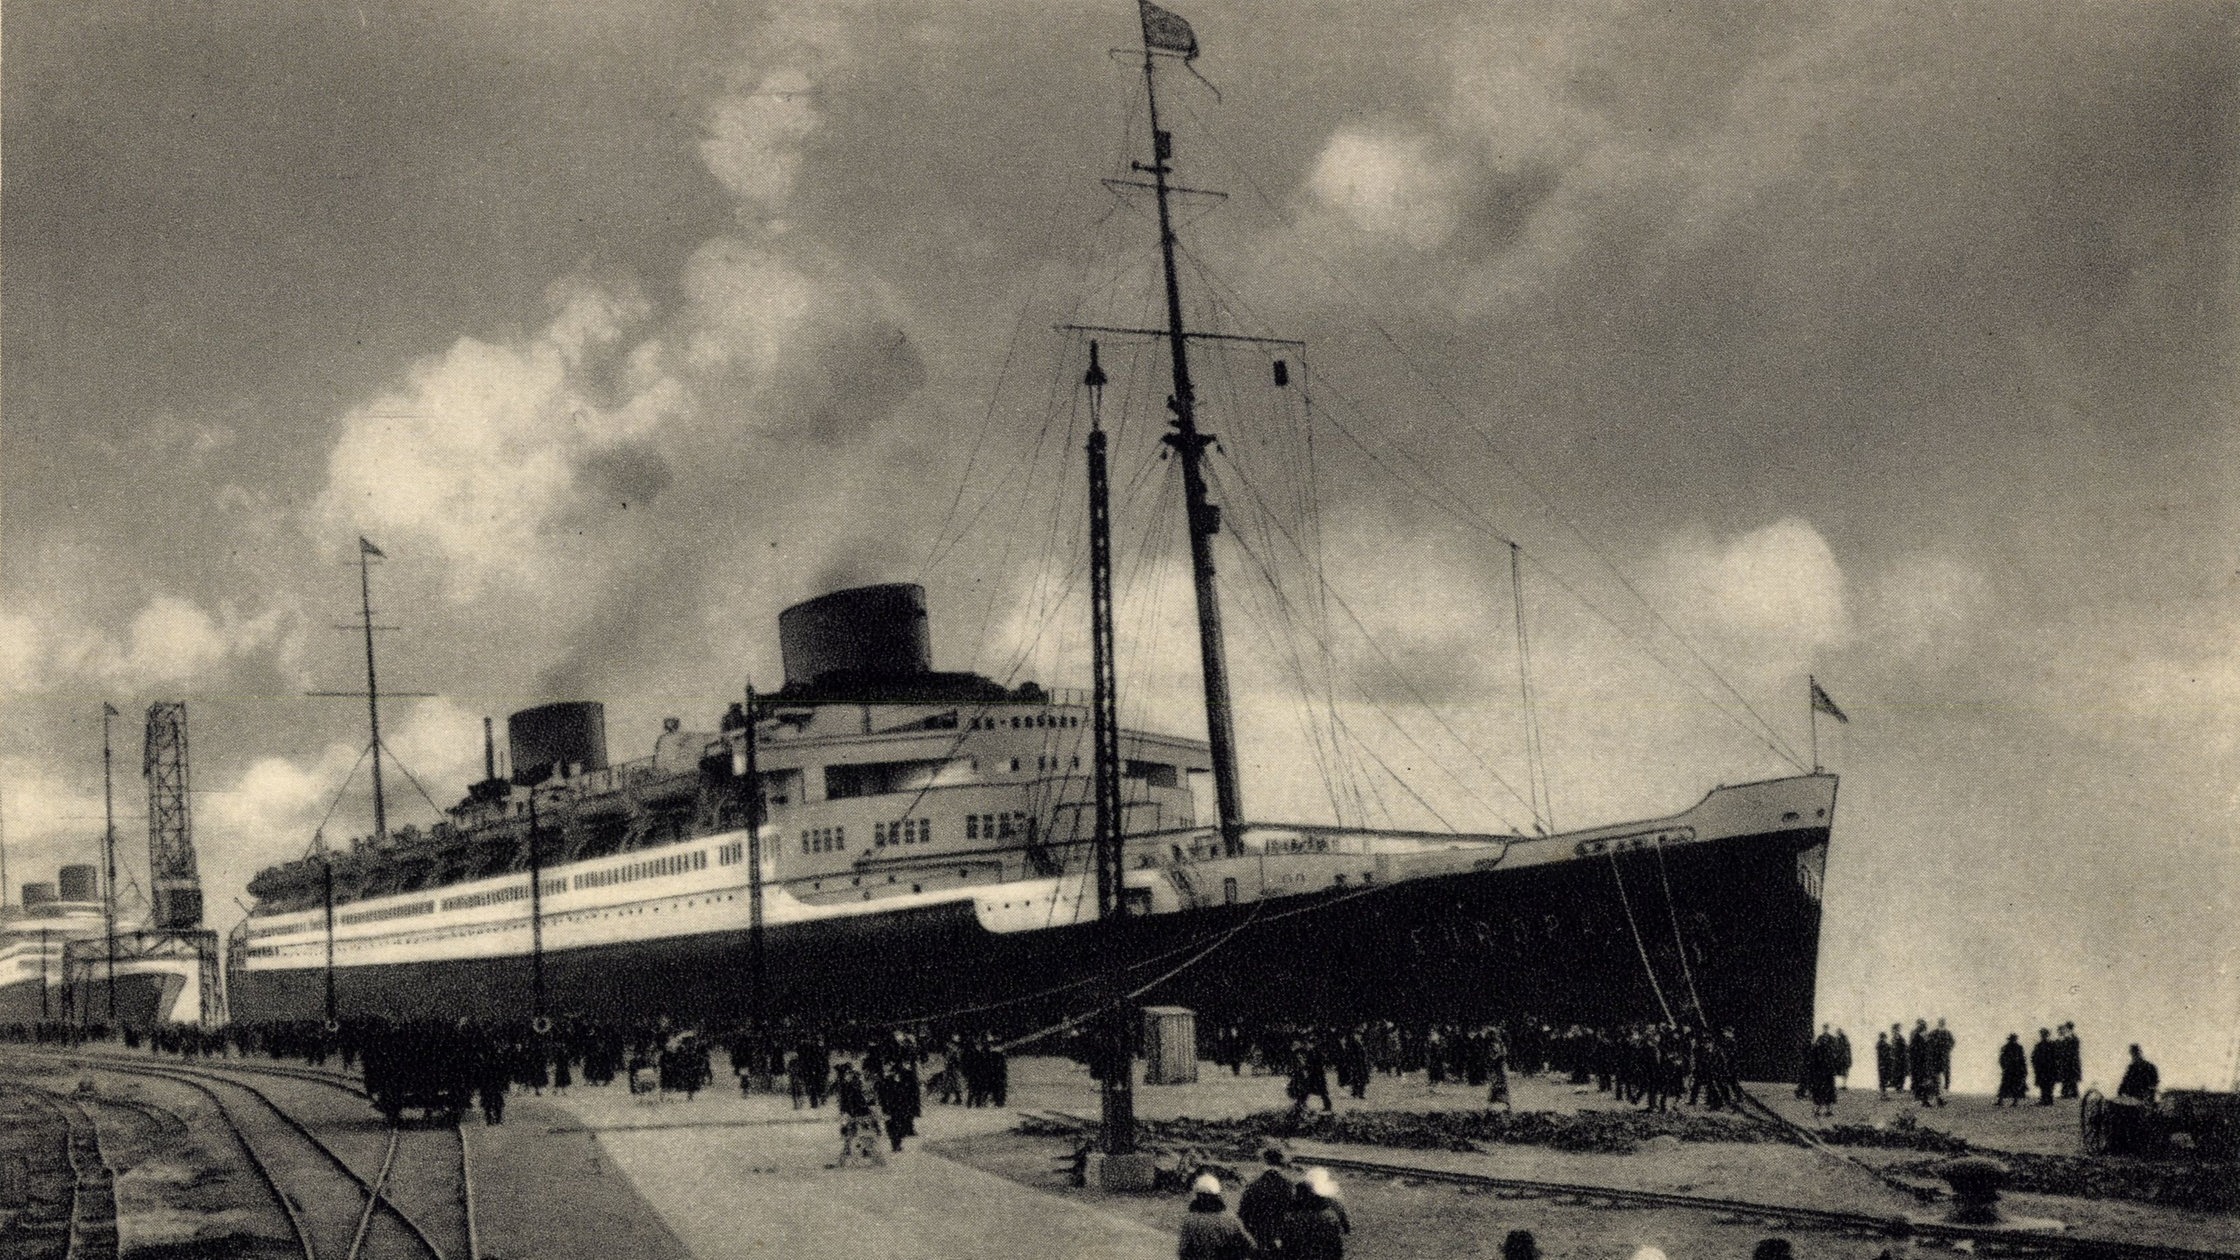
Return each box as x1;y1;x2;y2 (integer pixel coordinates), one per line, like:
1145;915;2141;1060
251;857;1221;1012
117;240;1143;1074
65;1057;457;1260
1023;1110;2240;1260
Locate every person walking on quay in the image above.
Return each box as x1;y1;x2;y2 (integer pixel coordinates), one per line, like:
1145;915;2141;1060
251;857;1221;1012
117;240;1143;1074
2118;1044;2160;1103
1280;1170;1349;1260
1339;1029;1372;1101
832;1063;886;1168
1178;1174;1253;1260
1875;1030;1895;1097
1807;1025;1840;1118
1930;1019;1955;1093
1238;1147;1293;1252
875;1060;922;1153
1834;1027;1854;1091
2058;1023;2082;1099
1501;1230;1541;1260
1996;1033;2028;1106
1886;1023;1909;1097
793;1033;831;1109
2031;1028;2058;1105
1909;1020;1939;1107
477;1047;510;1126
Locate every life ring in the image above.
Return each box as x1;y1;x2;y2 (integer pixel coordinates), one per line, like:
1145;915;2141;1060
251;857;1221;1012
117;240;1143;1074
323;1018;341;1034
532;1015;553;1036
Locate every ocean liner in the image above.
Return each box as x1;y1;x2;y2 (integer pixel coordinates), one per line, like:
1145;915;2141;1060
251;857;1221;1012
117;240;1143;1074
227;6;1838;1080
1;865;214;1029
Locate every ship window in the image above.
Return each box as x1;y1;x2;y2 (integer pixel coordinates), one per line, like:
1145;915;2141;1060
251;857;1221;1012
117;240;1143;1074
1010;716;1020;728
1009;759;1021;773
1070;756;1080;769
966;815;979;840
1224;877;1238;904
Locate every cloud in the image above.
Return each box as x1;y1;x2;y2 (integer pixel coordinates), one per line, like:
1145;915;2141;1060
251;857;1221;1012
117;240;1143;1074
312;279;665;597
1863;551;1988;664
0;593;285;694
1307;127;1463;249
1654;517;1849;657
201;697;487;865
700;66;820;223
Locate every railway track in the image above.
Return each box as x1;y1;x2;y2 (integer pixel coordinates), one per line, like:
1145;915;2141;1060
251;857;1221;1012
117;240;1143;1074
3;1083;120;1260
1023;1110;2240;1260
61;1056;476;1260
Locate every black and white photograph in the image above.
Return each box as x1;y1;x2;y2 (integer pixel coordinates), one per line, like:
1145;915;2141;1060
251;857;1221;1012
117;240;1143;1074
2;2;2236;1257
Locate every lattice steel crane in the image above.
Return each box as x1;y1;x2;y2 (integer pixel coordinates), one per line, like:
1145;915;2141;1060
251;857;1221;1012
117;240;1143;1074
143;701;204;930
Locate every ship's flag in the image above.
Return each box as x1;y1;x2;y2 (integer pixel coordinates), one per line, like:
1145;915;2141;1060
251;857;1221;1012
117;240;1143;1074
1809;676;1849;724
1139;0;1199;58
102;702;119;717
359;536;385;558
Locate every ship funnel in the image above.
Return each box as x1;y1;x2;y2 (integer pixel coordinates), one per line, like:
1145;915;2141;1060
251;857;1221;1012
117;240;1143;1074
509;701;609;787
57;864;98;902
21;880;56;908
778;584;933;690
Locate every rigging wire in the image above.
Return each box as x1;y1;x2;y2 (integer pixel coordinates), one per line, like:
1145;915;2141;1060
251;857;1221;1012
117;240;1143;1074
1157;158;1809;769
1206;461;1501;832
304;742;375;859
1607;851;1678;1027
1204;453;1539;826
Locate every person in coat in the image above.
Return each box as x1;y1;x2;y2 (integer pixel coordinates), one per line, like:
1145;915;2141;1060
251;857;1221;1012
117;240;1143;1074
2117;1045;2159;1103
833;1063;885;1167
1807;1026;1840;1117
875;1061;921;1152
1177;1174;1252;1260
1996;1033;2028;1106
1238;1147;1292;1252
2031;1028;2059;1105
1929;1019;1956;1092
1908;1020;1938;1107
1279;1174;1347;1260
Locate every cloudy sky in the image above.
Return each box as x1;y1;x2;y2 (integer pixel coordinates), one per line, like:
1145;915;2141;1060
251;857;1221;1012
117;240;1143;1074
5;0;2236;1087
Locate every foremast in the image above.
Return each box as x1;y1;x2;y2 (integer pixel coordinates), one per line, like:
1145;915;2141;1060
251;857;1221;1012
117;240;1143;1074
1136;4;1245;858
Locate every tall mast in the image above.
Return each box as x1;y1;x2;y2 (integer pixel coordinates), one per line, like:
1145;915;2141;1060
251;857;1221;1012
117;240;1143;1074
741;685;768;1032
358;543;389;844
1085;341;1135;1154
528;791;547;1028
1138;32;1245;856
317;829;337;1025
102;702;119;1025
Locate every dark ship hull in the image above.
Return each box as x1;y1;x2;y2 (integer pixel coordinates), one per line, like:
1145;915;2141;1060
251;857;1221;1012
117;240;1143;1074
227;815;1825;1080
0;974;183;1032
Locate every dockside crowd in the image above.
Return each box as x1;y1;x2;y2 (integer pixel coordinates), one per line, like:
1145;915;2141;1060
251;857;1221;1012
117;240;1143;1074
3;1012;2169;1260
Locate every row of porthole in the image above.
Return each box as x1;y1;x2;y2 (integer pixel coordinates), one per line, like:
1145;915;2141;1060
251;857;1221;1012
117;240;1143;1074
272;892;755;956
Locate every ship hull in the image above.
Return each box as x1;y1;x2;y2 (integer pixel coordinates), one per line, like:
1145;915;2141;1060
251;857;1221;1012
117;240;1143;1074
0;970;200;1031
0;978;66;1027
229;819;1825;1079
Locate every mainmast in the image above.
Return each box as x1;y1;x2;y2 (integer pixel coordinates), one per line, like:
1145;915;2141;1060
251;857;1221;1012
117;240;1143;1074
101;702;119;1025
741;685;768;1032
358;539;390;843
1136;4;1245;857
